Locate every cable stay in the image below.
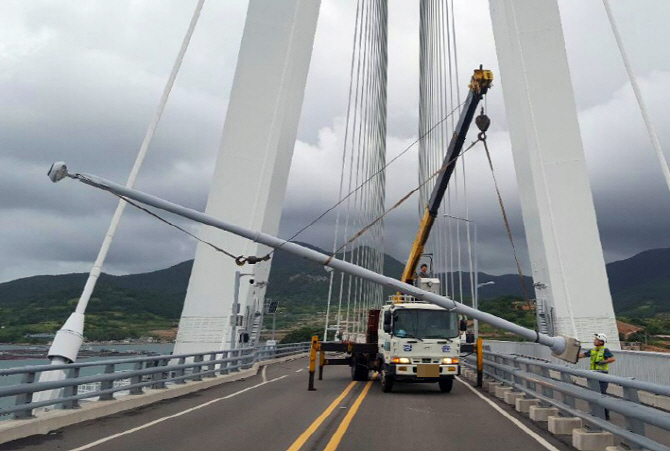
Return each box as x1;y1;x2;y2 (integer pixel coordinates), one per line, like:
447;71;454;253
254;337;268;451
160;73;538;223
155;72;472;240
602;0;670;203
42;0;207;371
321;0;388;341
417;0;477;312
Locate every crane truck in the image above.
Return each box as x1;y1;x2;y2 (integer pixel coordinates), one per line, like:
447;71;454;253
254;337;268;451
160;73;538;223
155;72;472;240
313;67;493;393
374;279;465;393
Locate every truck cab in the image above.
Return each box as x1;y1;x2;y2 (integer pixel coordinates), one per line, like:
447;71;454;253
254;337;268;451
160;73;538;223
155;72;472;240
377;279;462;393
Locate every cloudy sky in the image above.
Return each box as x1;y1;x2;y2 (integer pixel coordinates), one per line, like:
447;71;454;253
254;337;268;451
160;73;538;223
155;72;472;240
1;0;669;284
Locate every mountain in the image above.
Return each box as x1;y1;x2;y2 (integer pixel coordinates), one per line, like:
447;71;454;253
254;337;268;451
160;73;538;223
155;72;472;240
433;272;533;302
0;243;409;340
1;245;670;341
606;248;670;317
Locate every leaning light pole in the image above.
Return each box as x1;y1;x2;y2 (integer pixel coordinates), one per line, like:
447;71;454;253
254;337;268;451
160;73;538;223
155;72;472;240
33;1;206;404
42;0;206;370
47;162;582;363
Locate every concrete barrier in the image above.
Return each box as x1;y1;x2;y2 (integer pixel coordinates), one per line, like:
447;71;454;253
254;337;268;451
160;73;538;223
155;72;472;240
573;428;614;451
529;405;559;422
548;416;582;435
485;381;502;393
515;398;539;413
0;353;306;446
503;391;524;405
494;386;513;399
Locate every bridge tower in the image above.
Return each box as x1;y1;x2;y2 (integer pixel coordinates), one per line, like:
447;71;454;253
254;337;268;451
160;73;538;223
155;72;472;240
489;0;620;348
173;0;321;354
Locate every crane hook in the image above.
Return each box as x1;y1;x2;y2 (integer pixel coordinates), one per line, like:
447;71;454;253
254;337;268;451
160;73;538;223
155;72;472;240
475;107;490;141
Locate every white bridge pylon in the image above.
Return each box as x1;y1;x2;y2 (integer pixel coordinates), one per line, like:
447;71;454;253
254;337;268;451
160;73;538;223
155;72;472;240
174;0;321;354
489;0;619;348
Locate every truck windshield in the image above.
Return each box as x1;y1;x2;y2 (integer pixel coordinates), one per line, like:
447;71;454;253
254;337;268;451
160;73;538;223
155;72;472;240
393;309;459;339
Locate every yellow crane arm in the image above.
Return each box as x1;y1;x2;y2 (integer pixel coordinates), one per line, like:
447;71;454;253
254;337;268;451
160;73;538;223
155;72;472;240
400;68;493;286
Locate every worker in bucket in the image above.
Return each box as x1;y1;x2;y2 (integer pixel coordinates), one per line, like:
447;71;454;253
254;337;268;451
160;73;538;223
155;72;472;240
579;333;616;419
414;264;430;285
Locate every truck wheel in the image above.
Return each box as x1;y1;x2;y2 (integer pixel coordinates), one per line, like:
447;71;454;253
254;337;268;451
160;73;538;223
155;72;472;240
381;368;394;393
351;357;369;381
438;378;453;393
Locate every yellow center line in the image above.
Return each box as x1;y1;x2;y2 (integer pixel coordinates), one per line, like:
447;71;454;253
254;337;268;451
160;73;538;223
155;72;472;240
285;380;358;451
322;374;377;451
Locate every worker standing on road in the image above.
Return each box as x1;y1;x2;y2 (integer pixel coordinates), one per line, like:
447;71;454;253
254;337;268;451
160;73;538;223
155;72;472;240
579;333;616;419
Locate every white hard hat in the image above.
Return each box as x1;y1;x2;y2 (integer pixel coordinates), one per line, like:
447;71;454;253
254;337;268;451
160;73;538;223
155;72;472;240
594;333;608;343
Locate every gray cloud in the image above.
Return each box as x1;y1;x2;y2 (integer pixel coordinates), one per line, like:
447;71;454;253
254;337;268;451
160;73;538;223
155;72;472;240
0;0;669;286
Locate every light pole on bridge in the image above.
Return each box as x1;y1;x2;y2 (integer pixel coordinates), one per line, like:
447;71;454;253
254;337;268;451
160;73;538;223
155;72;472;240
47;163;581;362
231;271;253;350
475;281;495;340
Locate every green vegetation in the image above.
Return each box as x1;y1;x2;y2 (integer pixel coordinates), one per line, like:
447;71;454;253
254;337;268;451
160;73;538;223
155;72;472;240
1;246;670;343
0;264;188;342
617;314;670;347
280;326;323;344
476;296;536;339
0;289;178;342
479;296;536;328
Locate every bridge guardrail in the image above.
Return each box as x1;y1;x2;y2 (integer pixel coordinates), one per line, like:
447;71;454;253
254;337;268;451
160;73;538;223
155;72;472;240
0;342;310;420
463;350;670;451
483;340;670;386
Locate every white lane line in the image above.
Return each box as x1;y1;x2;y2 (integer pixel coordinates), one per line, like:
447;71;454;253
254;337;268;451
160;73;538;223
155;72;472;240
68;375;288;451
455;377;561;451
262;365;268;382
295;368;304;373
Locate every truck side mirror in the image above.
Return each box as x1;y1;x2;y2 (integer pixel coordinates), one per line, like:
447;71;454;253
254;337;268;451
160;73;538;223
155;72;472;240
383;311;392;334
459;318;468;332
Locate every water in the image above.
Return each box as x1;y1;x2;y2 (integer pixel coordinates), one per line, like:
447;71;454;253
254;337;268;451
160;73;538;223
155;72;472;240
0;343;174;416
0;343;174;371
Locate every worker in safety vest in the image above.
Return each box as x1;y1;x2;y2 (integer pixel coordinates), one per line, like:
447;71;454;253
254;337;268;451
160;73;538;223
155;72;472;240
579;333;616;419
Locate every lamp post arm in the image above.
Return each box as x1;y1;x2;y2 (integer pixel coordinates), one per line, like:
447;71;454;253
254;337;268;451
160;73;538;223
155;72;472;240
53;167;580;361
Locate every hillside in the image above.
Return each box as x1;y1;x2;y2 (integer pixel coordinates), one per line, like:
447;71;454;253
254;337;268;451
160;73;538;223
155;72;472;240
606;248;670;317
1;246;670;341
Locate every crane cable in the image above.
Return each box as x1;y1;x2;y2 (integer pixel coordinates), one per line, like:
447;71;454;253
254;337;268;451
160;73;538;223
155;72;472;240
74;174;270;265
265;99;465;266
327;136;483;264
479;129;534;314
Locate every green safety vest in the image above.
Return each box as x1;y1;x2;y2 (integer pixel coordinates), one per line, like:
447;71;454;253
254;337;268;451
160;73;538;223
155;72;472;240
589;347;609;371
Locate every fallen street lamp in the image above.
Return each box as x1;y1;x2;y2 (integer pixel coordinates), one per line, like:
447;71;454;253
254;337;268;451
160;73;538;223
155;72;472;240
47;162;581;363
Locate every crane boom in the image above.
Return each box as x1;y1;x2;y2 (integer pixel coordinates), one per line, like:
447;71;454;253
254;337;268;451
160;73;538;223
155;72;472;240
400;67;493;285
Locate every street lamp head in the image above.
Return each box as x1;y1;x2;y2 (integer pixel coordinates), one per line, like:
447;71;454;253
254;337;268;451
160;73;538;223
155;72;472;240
48;162;70;183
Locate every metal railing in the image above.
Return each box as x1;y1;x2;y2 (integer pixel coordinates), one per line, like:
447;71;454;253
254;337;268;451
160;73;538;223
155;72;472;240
484;340;670;386
0;342;310;420
463;350;670;451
